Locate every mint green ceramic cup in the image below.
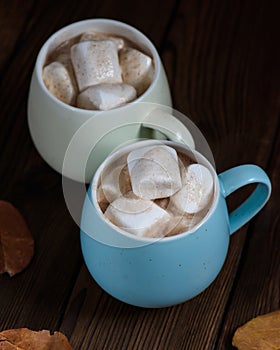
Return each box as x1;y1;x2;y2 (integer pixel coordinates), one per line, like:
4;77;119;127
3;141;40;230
27;19;194;183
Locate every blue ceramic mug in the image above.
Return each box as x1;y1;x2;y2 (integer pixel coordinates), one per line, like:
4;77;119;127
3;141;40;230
80;140;271;308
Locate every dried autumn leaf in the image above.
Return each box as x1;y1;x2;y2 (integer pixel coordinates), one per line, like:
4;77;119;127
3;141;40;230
0;201;34;276
0;328;73;350
232;309;280;350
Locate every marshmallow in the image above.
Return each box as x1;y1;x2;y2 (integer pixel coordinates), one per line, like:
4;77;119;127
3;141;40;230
127;145;182;199
104;197;171;237
55;53;79;95
169;164;214;214
43;62;76;104
77;83;136;110
80;31;125;50
71;40;122;91
119;48;154;95
98;164;132;204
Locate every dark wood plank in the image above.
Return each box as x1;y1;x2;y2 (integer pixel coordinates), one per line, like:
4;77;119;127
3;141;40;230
86;0;179;46
0;0;102;332
0;0;96;330
0;186;81;331
163;1;280;349
215;123;280;349
165;0;279;170
0;0;35;74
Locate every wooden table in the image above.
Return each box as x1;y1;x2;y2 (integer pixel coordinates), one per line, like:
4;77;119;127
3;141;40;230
0;1;279;349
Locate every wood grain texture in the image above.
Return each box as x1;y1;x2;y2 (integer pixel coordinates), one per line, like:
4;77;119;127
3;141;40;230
0;1;35;74
216;124;280;349
0;0;279;349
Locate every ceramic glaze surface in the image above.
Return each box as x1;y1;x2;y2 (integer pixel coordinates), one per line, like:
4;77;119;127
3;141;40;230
81;194;229;308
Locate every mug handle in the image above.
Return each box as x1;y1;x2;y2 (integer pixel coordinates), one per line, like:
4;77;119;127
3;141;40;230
142;108;195;148
218;164;271;235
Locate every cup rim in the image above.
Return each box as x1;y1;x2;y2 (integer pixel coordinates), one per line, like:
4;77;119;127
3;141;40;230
35;18;162;114
90;139;220;243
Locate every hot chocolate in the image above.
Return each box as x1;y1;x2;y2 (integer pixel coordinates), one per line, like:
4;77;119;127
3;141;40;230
43;31;154;110
96;144;215;238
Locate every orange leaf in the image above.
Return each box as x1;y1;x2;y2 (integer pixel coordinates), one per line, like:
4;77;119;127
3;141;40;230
232;310;280;349
0;201;34;276
0;328;73;350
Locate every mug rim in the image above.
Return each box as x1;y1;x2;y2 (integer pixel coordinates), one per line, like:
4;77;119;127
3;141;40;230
90;139;220;243
35;18;162;114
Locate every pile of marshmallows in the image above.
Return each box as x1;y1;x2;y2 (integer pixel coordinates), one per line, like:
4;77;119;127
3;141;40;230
97;145;214;238
43;31;154;110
